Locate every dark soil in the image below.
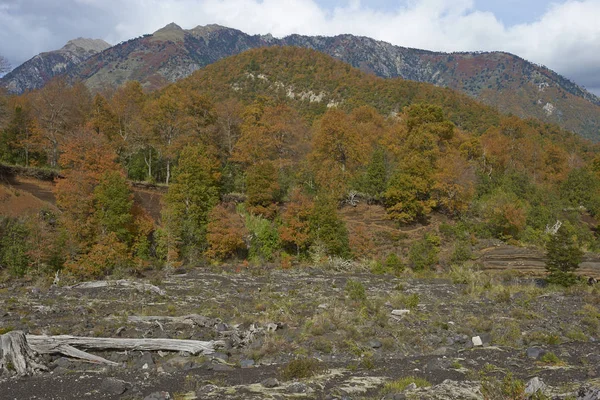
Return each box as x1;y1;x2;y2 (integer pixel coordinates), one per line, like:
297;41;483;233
2;267;600;399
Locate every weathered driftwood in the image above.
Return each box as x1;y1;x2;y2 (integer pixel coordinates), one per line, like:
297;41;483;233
127;314;215;328
67;280;166;296
0;331;47;376
30;343;119;366
26;335;220;355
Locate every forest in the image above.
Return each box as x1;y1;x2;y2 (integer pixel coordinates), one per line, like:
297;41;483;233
0;46;599;281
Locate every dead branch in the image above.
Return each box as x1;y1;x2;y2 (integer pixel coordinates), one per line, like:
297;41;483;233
67;280;166;296
30;343;119;366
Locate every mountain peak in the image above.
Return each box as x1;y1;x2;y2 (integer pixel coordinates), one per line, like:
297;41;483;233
61;38;111;54
152;22;185;42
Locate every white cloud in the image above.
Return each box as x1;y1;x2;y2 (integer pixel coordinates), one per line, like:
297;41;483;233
1;0;600;94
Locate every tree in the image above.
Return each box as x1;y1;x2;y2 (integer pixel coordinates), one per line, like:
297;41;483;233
409;234;440;271
245;160;280;219
205;204;246;261
279;188;314;256
93;171;134;244
482;190;528;240
145;87;215;184
54;129;120;249
545;224;583;286
162;144;220;263
359;147;388;199
1;100;37;166
310;108;369;197
432;149;475;216
382;104;444;223
309;195;351;258
232;102;307;168
0;218;30;277
29;79;91;167
385;172;436;224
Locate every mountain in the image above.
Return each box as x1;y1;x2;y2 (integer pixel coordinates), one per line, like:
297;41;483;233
1;38;110;94
2;24;599;140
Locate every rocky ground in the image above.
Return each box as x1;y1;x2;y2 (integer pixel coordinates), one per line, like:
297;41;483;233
2;265;600;399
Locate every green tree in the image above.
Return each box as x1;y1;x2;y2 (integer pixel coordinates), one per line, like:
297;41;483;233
360;147;387;199
93;171;134;244
245;160;280;219
409;234;440;271
545;224;583;286
163;144;220;264
560;168;600;216
0;218;30;277
309;196;351;258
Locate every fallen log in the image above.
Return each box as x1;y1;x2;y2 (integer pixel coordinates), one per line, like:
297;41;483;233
67;280;166;296
0;331;47;376
30;343;119;366
127;314;216;328
26;335;221;355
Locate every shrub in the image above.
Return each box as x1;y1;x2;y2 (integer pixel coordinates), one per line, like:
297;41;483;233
345;279;367;302
450;241;472;264
245;213;280;262
481;372;525;400
384;253;405;275
409;234;439;271
280;358;327;381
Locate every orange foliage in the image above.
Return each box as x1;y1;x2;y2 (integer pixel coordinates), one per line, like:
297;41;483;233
279;188;314;255
206;204;247;261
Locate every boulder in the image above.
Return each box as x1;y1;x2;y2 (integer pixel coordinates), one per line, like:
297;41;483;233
261;377;280;388
525;377;547;395
99;377;128;395
526;347;544;360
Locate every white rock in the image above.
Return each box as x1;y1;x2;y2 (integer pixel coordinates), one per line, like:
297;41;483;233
391;309;410;316
471;336;483;347
525;377;547;395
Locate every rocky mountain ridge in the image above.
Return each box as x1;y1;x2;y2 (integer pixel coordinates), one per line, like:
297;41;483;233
1;38;110;94
2;23;599;140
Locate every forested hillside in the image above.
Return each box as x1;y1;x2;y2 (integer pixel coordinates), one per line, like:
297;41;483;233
0;47;599;280
3;24;599;141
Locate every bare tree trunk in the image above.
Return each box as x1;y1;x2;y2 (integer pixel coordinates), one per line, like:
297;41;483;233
0;331;47;376
144;147;152;180
166;159;170;185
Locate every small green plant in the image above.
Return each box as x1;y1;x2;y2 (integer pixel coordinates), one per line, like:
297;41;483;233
381;376;431;394
481;372;525;400
450;241;472;264
451;360;463;369
280;358;327;381
539;352;564;366
360;354;375;370
345;279;367;302
313;338;333;354
384;253;405;275
0;326;14;335
390;292;419;310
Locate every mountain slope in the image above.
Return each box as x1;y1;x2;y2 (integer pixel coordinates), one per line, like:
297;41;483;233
1;38;110;93
3;24;599;140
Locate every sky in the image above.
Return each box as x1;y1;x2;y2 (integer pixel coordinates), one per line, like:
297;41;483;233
1;0;599;95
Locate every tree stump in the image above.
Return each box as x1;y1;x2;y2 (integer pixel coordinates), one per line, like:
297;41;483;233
0;331;47;376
